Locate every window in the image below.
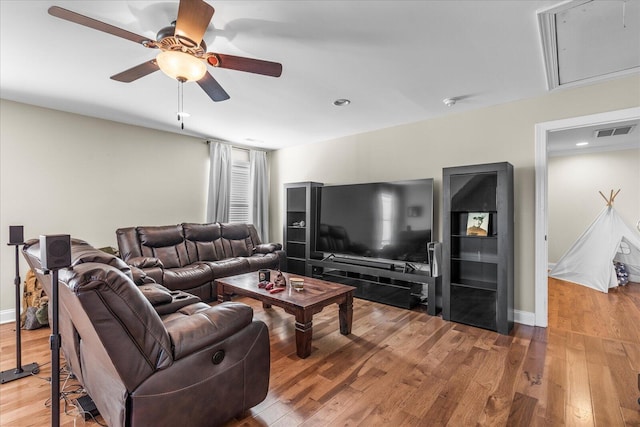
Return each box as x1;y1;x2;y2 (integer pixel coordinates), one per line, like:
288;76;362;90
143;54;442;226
229;148;250;223
379;192;393;248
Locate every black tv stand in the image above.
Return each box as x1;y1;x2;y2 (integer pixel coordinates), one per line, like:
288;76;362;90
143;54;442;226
309;258;441;314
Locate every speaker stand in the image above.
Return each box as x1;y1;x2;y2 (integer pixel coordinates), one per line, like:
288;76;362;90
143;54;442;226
0;243;39;384
49;268;61;427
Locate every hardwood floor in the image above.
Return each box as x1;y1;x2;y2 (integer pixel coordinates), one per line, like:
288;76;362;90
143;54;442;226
1;278;639;426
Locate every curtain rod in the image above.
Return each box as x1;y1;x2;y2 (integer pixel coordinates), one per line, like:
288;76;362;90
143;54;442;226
205;140;267;153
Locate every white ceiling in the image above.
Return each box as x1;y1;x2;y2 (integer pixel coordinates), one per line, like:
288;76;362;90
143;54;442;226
1;0;638;151
548;118;640;156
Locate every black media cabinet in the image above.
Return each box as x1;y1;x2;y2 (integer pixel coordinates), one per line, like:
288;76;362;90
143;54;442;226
442;162;514;334
309;259;441;313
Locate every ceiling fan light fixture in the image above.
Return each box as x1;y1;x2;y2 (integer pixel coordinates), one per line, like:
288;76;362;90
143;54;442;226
156;51;206;82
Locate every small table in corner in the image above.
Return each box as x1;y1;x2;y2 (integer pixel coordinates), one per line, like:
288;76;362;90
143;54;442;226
215;271;355;359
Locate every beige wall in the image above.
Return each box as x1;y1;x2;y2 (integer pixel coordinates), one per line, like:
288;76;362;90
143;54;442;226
548;148;640;263
0;99;209;315
269;74;640;315
1;74;638;317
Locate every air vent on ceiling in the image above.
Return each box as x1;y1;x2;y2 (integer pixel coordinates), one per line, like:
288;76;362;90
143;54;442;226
538;0;640;90
594;125;635;138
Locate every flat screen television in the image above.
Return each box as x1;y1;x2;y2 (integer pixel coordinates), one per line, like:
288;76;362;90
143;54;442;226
315;178;434;268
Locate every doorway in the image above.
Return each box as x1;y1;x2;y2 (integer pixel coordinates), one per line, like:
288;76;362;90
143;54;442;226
534;106;640;327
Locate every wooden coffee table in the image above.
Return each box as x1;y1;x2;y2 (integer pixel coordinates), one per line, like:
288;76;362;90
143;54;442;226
215;271;355;358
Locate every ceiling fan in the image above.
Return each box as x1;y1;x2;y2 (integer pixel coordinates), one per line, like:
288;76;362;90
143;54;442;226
48;0;283;102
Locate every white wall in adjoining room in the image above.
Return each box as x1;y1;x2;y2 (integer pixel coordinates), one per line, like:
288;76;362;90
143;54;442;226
269;74;640;317
0;99;209;316
548;148;640;264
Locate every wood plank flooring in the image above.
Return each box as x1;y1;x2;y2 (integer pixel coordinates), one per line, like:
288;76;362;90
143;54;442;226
1;278;639;426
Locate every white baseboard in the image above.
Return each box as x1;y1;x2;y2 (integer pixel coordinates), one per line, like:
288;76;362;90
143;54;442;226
0;308;16;325
515;309;535;326
2;307;538;327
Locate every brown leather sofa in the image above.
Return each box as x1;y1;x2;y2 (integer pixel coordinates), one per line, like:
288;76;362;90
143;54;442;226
22;238;270;427
116;222;284;301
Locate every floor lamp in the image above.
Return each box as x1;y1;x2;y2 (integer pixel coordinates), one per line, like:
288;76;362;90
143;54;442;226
0;226;39;384
40;234;71;427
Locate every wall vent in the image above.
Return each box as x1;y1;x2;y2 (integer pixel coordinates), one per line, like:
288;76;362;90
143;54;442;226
594;125;635;138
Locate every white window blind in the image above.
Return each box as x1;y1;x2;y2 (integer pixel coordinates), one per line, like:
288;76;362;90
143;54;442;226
229;149;250;223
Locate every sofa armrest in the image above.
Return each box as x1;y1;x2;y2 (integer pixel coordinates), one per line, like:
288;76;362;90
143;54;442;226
254;243;282;254
138;284;173;305
128;256;164;269
163;302;254;360
130;265;157;285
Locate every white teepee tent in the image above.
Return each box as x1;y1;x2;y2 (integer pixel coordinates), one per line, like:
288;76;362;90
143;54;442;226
549;190;640;293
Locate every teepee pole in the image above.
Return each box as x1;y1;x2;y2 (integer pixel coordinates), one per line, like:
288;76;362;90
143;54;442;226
599;191;609;205
611;189;621;203
598;189;621;207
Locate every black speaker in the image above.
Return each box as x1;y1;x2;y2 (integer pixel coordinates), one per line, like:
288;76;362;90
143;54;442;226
9;225;24;245
40;234;71;270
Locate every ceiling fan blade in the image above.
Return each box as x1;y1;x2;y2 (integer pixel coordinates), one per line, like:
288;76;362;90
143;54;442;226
110;60;160;82
197;72;230;102
175;0;214;47
48;6;152;45
209;54;282;77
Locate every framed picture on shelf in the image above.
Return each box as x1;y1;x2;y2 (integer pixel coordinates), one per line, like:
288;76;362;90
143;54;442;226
466;212;489;236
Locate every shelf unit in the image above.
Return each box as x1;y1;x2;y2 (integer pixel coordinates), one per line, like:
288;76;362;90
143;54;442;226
309;259;440;313
442;162;513;334
283;182;322;277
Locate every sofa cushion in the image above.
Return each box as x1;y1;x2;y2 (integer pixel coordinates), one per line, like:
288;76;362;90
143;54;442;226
138;225;189;268
183;223;222;241
138;225;183;247
162;264;213;291
203;258;251;280
183;223;224;262
149;247;183;269
162;302;253;360
116;227;143;261
220;223;253;257
69;239;130;269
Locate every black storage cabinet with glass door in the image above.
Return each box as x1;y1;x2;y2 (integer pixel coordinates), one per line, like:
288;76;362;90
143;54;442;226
283;182;322;277
442;162;514;334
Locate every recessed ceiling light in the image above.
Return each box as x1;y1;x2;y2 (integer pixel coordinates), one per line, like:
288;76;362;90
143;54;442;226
333;99;351;106
443;98;456;107
576;141;589;146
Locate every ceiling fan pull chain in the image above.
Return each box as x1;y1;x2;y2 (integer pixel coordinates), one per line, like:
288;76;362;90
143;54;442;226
181;80;185;130
177;81;181;122
177;80;185;130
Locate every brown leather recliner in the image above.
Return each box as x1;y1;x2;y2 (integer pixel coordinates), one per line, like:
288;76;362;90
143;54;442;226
116;223;285;301
22;239;270;427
